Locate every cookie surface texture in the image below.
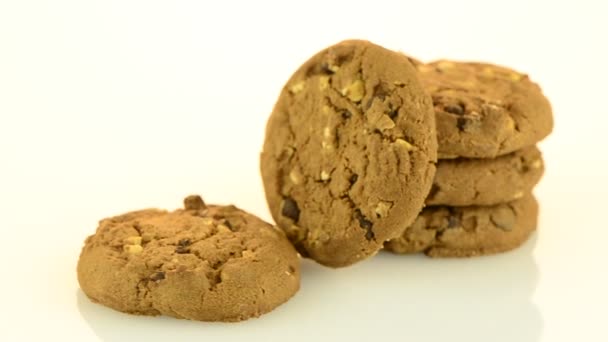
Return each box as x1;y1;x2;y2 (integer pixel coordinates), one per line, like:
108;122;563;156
428;146;544;206
77;195;300;322
417;60;553;158
261;40;437;267
385;194;538;257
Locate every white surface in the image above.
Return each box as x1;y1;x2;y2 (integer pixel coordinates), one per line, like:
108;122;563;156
1;1;607;341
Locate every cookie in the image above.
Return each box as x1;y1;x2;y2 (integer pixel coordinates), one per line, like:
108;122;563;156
416;60;553;158
428;146;544;206
261;40;437;267
77;195;300;322
385;194;538;257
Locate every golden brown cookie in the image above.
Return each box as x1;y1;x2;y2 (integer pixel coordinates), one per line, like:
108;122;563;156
416;60;553;158
77;195;300;322
261;40;437;267
385;194;538;257
428;146;544;206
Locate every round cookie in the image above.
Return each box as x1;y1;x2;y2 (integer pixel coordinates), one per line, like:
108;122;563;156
385;194;538;257
416;60;553;158
261;40;437;267
427;146;544;206
77;195;300;322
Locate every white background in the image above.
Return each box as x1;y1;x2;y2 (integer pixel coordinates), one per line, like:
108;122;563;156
1;1;607;341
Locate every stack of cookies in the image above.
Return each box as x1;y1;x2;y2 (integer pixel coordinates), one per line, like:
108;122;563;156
77;39;553;323
385;59;553;257
261;40;553;266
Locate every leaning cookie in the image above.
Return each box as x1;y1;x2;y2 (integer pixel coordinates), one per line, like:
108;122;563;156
427;146;544;206
385;194;538;257
415;60;553;159
261;40;437;267
77;195;300;322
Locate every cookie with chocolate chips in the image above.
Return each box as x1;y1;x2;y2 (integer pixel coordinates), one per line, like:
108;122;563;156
415;60;553;158
261;40;437;267
77;195;300;322
428;146;544;206
385;194;538;257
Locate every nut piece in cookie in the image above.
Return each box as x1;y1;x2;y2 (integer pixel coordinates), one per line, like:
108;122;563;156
77;195;300;322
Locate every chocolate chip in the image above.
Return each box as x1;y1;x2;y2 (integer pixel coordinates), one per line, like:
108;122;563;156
341;110;352;119
281;197;300;222
183;195;206;211
444;103;465;115
354;209;374;241
456;118;466;131
349;174;358;184
354;209;372;229
175;246;190;254
365;229;375;241
150;272;165;282
388;108;399;120
175;239;191;254
447;215;460;228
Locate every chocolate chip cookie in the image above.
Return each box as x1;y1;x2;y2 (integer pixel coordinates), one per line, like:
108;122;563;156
385;194;538;257
77;195;300;322
261;40;437;267
416;60;553;158
428;146;544;206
